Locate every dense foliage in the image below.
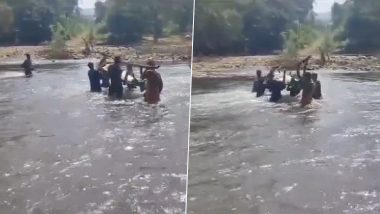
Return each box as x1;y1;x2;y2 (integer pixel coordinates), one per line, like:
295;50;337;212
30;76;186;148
0;0;79;44
333;0;380;53
193;0;314;56
194;0;380;56
0;2;14;43
94;1;107;23
0;0;193;45
103;0;193;44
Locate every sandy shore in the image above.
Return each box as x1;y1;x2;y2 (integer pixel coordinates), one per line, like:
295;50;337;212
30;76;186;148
0;36;192;65
192;55;380;78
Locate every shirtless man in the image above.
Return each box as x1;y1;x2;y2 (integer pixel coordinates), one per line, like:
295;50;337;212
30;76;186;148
142;59;163;104
300;72;315;107
297;56;315;107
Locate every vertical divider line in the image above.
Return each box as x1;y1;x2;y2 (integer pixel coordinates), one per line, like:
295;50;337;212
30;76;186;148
185;0;196;212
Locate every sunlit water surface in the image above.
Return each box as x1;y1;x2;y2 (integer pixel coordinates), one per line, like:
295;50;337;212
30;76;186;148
0;62;190;214
189;70;380;214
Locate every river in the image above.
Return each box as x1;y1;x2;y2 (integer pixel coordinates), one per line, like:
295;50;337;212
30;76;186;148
188;70;380;214
0;61;190;214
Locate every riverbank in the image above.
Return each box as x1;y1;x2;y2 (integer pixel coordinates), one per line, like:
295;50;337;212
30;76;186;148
193;55;380;78
0;35;192;65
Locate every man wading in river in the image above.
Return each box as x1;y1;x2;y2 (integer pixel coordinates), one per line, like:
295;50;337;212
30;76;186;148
88;62;102;92
21;54;33;77
287;62;305;97
267;66;286;102
108;56;124;99
295;56;315;107
142;59;163;104
312;73;322;99
252;70;266;97
300;72;315;107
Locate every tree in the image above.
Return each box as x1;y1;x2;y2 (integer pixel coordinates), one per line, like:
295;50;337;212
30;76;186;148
146;0;193;41
332;3;347;28
283;29;300;57
243;2;288;54
103;0;193;44
16;5;54;44
1;0;80;44
170;0;193;33
0;2;14;43
193;0;314;56
0;3;13;33
95;1;107;23
193;4;244;55
106;6;146;44
319;29;338;64
0;0;193;45
333;0;380;53
49;22;68;58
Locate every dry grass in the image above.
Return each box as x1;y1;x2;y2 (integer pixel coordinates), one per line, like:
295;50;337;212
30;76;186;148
0;35;191;63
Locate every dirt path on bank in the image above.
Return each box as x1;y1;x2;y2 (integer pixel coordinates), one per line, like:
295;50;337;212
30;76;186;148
0;36;192;65
193;55;380;78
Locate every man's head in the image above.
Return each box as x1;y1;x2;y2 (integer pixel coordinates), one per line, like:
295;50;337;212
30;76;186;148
256;70;262;78
25;54;31;59
311;73;318;82
114;56;122;64
88;62;94;69
147;58;155;67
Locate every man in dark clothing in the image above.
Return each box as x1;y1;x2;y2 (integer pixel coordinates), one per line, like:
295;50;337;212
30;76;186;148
267;68;286;102
287;62;304;97
312;73;322;99
21;54;33;77
252;70;266;97
108;56;124;99
88;62;102;92
287;76;302;97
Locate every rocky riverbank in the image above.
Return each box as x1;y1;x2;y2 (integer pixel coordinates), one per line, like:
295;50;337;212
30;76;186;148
193;55;380;78
0;36;192;65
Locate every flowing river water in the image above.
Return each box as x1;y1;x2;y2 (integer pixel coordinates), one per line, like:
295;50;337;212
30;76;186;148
0;61;190;214
188;70;380;214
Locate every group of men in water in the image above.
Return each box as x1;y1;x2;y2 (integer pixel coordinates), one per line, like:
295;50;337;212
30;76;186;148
20;53;163;104
252;56;322;107
88;55;163;104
